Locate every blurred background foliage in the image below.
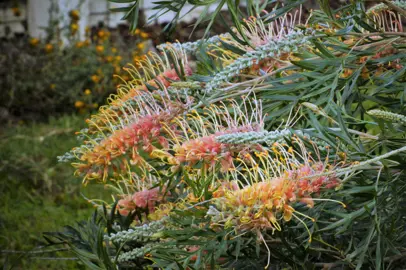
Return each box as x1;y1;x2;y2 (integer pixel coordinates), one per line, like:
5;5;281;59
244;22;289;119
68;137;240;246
0;8;150;122
0;116;106;269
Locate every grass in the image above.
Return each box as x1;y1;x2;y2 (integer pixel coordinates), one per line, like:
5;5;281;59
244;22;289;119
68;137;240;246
0;115;110;269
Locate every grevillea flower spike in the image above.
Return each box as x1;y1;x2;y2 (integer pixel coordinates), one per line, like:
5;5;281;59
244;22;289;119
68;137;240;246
84;45;192;136
207;134;345;268
204;8;308;93
72;90;187;183
161;98;266;172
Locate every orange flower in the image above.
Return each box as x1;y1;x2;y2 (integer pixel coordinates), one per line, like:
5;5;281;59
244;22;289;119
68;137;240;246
137;42;145;50
44;43;53;53
91;75;100;83
75;41;84;48
29;38;40;47
97;30;105;39
74;101;85;108
95;45;104;54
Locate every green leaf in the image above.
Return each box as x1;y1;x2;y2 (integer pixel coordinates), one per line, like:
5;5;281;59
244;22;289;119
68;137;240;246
313;40;335;59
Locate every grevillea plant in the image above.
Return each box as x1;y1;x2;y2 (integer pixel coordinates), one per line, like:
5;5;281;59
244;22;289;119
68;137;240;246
52;1;406;269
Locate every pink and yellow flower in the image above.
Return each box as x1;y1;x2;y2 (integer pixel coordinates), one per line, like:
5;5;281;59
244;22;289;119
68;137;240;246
117;187;166;216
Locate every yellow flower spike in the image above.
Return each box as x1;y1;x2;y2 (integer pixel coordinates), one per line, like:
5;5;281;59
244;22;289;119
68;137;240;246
84;89;91;95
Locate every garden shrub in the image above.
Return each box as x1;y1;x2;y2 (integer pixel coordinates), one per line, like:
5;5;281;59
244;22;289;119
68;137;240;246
49;1;406;269
0;8;150;122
